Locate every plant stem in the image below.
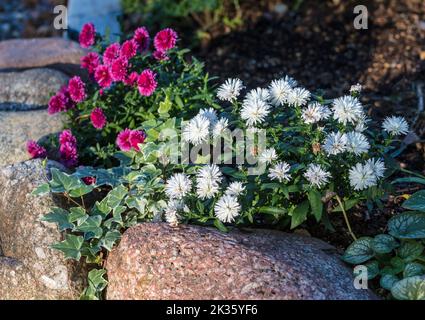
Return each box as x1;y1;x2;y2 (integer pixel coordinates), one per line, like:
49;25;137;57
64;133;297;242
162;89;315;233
335;194;357;241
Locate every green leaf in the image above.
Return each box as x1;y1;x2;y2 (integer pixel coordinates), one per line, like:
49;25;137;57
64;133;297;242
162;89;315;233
32;183;50;196
258;207;287;216
332;199;359;212
51;235;83;260
380;274;399;291
69;207;87;224
76;215;103;239
100;231;121;251
308;189;323;222
403;191;425;212
388;212;425;239
106;185;128;209
364;260;380;280
398;242;424;262
391;276;425;300
371;234;399;254
290;200;309;229
158;96;172;114
214;219;228;232
343;237;375;264
68;184;94;198
393;177;425;185
50;168;83;193
404;262;425;278
42;208;73;231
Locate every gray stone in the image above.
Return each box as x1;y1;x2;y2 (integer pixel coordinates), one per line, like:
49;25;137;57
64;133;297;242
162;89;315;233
106;223;378;300
0;68;69;111
0;38;86;76
68;0;121;41
0;159;86;300
0;110;64;166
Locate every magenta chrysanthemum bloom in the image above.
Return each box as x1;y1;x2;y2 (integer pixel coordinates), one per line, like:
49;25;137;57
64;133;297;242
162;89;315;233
81;52;100;75
68;76;86;103
133;27;150;52
116;128;133;151
110;57;128;82
59;130;78;167
94;65;113;88
154;28;177;52
48;94;64;115
137;69;157;96
103;43;121;65
48;86;74;114
27;140;47;159
129;130;146;151
82;176;96;185
153;50;169;61
59;129;77;145
90;107;107;129
123;71;139;86
79;23;96;48
120;39;138;60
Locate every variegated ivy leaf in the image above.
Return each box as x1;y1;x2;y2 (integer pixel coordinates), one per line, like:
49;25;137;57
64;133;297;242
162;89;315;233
42;207;73;231
51;234;84;261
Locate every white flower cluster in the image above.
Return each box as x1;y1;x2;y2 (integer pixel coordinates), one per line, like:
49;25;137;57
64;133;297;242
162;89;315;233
164;165;246;225
182;108;229;145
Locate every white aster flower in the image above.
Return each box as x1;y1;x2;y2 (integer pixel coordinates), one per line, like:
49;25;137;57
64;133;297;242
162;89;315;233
245;87;270;102
332;95;364;125
268;161;291;183
349;163;377;191
225;182;246;197
164;199;188;226
165;173;192;199
304;164;331;188
258;148;278;164
217;78;244;101
301;102;330;124
199;108;218;126
196;179;221;200
197;164;222;184
286;87;311;106
268;78;293;106
212;117;229;138
346;131;370;155
382;116;409;136
182;114;210;145
323;131;348;155
214;195;241;223
354;114;370;132
350;83;363;94
241;98;271;126
365;158;386;179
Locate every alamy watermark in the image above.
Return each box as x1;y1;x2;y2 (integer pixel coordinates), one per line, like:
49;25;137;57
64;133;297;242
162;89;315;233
354;5;368;30
53;5;68;30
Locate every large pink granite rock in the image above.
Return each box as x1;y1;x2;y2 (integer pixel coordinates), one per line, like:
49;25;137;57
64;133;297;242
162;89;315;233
106;223;377;300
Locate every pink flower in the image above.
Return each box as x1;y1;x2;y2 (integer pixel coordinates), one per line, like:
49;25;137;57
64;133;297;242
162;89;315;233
116;128;133;151
82;176;96;185
133;27;150;52
59;129;77;145
27;140;47;159
137;69;157;96
48;86;74;114
129;130;146;151
124;71;139;86
59;130;78;167
79;23;96;48
81;52;100;75
103;43;120;65
94;65;113;88
153;50;169;61
120;39;138;59
48;94;64;114
90;107;107;129
154;28;177;52
110;57;128;82
68;76;86;103
116;129;146;151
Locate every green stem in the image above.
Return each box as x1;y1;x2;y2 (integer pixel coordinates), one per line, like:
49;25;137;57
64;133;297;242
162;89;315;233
335;194;357;241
